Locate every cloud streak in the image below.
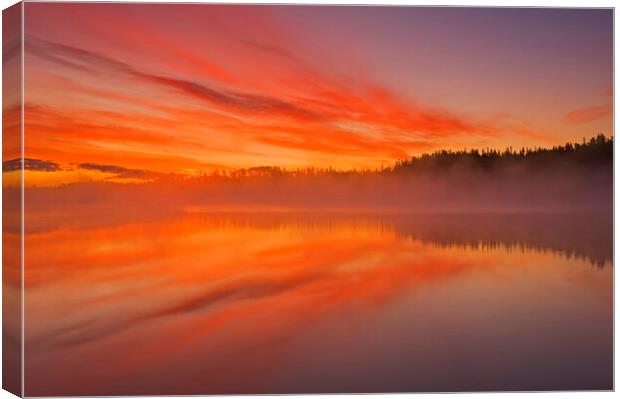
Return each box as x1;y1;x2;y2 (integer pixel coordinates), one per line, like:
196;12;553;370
27;36;325;122
25;35;495;138
78;163;152;179
563;104;612;125
3;158;61;172
235;38;295;59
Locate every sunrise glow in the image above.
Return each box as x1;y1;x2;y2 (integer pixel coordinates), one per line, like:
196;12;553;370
17;4;612;186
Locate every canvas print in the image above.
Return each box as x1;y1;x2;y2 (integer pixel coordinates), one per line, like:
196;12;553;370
2;3;614;396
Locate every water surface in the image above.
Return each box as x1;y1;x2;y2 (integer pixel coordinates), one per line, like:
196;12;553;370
23;211;612;395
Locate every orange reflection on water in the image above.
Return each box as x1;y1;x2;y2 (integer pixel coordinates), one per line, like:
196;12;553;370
24;212;612;395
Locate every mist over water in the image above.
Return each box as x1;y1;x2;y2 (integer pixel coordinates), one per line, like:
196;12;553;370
17;144;613;214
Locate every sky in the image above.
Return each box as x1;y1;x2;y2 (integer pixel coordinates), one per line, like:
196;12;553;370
18;4;613;185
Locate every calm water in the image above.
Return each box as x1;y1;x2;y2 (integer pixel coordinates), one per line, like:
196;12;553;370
23;210;612;395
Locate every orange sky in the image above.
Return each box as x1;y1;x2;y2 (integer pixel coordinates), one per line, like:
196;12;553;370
15;4;613;185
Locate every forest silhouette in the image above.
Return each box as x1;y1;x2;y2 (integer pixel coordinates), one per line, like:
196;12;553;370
14;134;614;213
164;133;613;180
391;133;612;174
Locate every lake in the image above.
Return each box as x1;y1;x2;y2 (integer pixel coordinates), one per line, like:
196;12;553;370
23;210;612;395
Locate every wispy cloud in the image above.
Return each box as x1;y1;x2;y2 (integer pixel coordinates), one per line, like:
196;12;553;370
25;35;494;136
235;38;294;59
563;104;612;125
78;163;153;179
27;36;325;122
3;158;61;172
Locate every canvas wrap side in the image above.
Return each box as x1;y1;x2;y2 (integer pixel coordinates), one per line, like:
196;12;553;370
2;1;23;397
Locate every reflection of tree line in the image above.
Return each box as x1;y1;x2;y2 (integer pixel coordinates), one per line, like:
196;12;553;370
18;207;612;268
389;213;612;269
177;211;612;269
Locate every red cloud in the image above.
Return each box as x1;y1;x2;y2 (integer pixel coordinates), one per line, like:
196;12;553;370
563;104;612;125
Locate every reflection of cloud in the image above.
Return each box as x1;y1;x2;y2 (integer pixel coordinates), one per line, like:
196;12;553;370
153;272;326;319
3;158;61;172
563;104;612;125
41;274;321;347
30;270;331;350
24;210;612;355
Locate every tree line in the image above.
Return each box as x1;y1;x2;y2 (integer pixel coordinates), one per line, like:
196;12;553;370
172;134;612;182
392;133;612;174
